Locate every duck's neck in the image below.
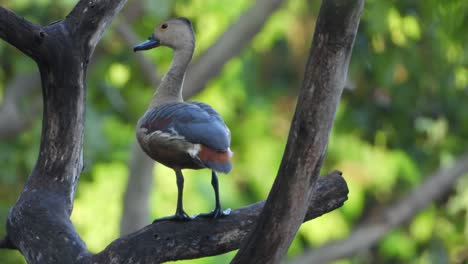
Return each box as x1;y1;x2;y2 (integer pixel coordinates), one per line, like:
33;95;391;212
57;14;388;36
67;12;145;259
150;46;194;107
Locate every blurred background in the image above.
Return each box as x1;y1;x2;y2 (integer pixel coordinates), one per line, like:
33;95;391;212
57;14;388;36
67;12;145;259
1;0;468;263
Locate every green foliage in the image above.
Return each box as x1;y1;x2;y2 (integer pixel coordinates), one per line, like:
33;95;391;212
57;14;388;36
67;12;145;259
72;163;128;252
1;0;468;263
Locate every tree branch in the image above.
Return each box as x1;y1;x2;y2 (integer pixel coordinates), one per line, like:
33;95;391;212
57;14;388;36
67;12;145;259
65;0;128;59
290;153;468;264
0;235;16;250
93;171;347;263
0;6;42;59
232;0;364;263
2;1;128;262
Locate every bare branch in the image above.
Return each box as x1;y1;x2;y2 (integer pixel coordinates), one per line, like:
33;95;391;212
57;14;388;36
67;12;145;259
232;0;365;263
0;235;16;250
0;6;42;59
65;0;128;58
290;153;468;264
93;172;347;263
183;0;284;98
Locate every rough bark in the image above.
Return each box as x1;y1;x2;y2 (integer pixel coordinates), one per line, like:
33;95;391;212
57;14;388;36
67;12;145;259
290;153;468;264
0;53;103;139
0;7;42;59
1;1;127;262
232;0;365;263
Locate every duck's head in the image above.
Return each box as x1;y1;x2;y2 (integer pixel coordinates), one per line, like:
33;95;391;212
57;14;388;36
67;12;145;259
134;17;194;52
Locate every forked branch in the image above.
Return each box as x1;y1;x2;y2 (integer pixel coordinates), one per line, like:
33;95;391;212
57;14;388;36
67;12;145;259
0;7;42;59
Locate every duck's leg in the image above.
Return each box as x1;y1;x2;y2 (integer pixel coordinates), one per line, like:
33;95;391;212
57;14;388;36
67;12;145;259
197;171;230;219
153;169;192;222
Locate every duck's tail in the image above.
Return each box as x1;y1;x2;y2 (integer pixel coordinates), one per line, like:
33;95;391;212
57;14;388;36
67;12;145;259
197;146;233;174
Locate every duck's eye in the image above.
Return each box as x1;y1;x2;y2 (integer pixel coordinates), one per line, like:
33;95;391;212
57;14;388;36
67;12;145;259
161;23;168;29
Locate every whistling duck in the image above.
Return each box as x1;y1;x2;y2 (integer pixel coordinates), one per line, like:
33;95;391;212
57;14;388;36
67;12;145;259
133;18;232;221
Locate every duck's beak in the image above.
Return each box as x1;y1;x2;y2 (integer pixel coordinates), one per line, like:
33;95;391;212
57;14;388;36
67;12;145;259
133;34;160;52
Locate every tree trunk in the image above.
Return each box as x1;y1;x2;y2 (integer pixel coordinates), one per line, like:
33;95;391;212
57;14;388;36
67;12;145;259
232;0;364;263
0;1;128;262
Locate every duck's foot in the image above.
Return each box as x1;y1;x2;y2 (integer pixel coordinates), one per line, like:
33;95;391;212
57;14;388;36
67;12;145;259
196;208;231;219
152;211;193;223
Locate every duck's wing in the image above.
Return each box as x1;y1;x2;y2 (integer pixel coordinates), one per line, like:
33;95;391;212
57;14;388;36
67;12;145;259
138;102;232;172
139;102;231;152
189;101;231;145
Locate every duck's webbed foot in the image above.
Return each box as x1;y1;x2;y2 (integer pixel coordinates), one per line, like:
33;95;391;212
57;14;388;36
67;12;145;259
152;210;193;223
196;207;231;219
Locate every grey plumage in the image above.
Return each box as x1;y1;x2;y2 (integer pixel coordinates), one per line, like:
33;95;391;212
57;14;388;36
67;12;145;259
139;102;231;152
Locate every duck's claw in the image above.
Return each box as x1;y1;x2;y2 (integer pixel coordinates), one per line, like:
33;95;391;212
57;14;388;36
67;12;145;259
195;208;231;219
152;211;193;223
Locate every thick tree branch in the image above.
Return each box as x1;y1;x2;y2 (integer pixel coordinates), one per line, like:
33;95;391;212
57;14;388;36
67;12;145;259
290;153;468;264
0;53;103;139
66;0;127;59
232;1;364;263
0;7;42;59
2;1;128;262
93;172;347;263
0;235;15;250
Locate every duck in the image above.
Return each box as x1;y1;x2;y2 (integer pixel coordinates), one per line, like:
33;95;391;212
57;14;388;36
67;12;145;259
133;17;232;222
